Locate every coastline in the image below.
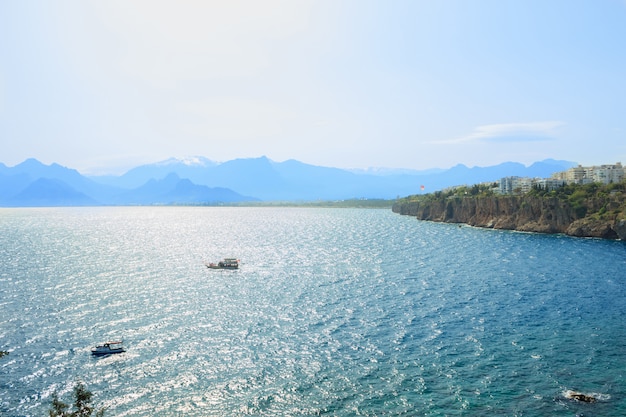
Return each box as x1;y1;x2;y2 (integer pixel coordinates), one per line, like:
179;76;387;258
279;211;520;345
392;195;626;240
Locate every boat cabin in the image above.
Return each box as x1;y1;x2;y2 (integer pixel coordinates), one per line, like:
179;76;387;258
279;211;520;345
91;341;125;356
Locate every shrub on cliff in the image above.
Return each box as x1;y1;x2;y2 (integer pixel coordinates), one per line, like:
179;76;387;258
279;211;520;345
400;183;497;204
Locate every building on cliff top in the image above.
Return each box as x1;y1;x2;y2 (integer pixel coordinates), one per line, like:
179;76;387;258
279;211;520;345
498;162;624;195
499;176;532;194
499;176;564;195
552;162;624;185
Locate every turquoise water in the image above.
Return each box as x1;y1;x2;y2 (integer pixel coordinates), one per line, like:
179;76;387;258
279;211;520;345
1;207;625;416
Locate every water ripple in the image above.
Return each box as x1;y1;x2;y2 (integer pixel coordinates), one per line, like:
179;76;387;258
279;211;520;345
1;207;625;416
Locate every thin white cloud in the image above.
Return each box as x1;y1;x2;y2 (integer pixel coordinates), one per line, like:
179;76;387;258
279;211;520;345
432;121;565;145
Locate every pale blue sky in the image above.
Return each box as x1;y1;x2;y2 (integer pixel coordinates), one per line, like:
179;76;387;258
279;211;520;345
1;1;625;174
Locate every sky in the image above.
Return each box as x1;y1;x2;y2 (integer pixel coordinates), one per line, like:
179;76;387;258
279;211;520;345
1;0;626;175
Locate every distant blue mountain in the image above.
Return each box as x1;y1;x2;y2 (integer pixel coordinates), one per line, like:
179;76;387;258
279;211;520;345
3;158;120;202
0;159;257;206
111;173;258;205
0;156;578;206
86;156;576;201
5;178;98;207
212;157;576;200
94;156;218;189
0;172;32;201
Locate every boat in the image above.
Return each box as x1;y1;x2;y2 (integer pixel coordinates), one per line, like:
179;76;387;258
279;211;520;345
205;258;239;270
91;341;125;356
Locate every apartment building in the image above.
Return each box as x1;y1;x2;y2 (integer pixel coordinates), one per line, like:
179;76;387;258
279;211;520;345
499;176;533;194
499;162;624;194
593;163;624;184
552;162;624;185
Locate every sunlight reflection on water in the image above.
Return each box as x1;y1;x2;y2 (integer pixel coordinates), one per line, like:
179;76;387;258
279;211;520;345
1;207;625;416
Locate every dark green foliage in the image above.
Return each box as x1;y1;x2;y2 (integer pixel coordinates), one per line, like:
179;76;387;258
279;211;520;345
49;383;105;417
396;179;626;222
527;184;549;197
398;182;497;204
573;204;588;219
49;394;70;417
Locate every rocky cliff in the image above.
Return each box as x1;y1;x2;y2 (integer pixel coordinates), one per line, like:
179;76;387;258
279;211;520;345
392;194;626;240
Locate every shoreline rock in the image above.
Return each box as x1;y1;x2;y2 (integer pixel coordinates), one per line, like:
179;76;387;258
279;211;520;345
392;196;626;240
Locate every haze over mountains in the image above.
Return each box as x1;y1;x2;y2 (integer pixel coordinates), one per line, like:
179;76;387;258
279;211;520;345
0;156;577;207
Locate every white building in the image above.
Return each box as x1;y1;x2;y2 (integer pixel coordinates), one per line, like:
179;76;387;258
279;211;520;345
499;176;533;194
553;162;624;185
593;163;624;184
497;162;624;195
535;178;566;191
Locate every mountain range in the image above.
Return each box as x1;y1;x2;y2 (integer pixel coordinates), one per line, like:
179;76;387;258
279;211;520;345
0;156;577;207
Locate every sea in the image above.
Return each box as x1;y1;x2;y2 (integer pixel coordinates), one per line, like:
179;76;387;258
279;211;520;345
1;207;625;416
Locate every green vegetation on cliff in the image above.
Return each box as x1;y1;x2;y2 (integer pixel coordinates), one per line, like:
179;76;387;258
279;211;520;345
408;183;499;202
393;180;626;240
526;180;626;221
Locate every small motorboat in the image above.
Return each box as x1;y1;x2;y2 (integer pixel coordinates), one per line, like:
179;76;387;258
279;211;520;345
205;258;239;270
91;341;125;356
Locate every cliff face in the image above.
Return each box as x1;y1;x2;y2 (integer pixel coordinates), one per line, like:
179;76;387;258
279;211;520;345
392;196;626;240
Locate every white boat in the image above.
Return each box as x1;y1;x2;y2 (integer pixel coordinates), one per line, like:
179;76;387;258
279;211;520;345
91;341;125;356
205;258;239;270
